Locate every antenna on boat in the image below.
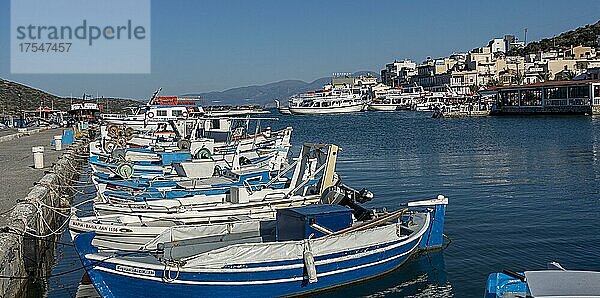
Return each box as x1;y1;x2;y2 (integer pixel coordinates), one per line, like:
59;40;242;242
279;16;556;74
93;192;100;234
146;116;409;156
143;88;161;128
148;88;162;105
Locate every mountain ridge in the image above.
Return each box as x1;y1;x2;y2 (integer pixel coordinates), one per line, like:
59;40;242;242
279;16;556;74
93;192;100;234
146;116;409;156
183;71;379;106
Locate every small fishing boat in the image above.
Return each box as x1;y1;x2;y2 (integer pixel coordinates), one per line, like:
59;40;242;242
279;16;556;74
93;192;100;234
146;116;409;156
485;262;600;298
89;141;323;205
69;143;352;250
102;91;204;132
73;195;448;297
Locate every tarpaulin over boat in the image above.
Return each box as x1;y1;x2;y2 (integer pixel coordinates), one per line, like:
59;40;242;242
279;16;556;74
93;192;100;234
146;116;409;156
525;270;600;297
182;213;429;269
142;220;264;250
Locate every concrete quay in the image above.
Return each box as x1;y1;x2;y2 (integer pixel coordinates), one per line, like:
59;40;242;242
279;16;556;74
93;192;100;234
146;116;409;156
0;128;90;297
0;128;65;223
0;127;52;144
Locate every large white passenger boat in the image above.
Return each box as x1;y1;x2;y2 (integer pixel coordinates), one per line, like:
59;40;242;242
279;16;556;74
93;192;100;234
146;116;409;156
288;88;367;115
414;95;446;112
368;85;424;111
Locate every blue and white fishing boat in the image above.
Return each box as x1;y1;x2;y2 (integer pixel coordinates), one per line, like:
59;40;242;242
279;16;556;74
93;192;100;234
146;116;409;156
485;262;600;298
89;150;192;177
93;121;293;176
69;143;348;250
97;167;290;202
73;196;448;298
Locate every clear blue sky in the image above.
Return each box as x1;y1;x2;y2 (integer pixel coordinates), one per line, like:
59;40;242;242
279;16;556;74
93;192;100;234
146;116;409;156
0;0;599;99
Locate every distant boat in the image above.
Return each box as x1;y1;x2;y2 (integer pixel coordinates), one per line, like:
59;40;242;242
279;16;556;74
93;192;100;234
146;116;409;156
102;92;204;131
414;93;447;112
274;99;292;115
287;88;367;115
368;85;423;111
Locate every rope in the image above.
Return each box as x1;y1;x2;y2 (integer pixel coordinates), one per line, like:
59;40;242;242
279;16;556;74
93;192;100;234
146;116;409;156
35;200;71;218
4;201;72;238
0;228;74;247
442;233;452;250
0;203;19;217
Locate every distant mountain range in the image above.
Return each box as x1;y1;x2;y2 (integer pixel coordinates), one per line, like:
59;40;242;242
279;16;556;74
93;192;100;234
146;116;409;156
183;71;379;106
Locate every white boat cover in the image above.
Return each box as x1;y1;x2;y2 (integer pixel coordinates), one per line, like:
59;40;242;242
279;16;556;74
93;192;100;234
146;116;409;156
525;270;600;297
142;221;262;250
182;214;428;269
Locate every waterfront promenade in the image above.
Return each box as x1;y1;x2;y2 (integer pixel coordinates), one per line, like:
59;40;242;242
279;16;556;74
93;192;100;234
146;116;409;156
0;128;64;224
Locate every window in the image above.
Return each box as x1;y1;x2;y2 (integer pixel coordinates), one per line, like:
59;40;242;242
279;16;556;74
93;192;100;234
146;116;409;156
156;110;167;117
211;119;220;129
545;87;568;99
568;86;589;98
521;89;542;106
500;90;519;106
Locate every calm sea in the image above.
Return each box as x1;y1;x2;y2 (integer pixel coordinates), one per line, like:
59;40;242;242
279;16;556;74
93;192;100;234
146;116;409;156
43;111;600;297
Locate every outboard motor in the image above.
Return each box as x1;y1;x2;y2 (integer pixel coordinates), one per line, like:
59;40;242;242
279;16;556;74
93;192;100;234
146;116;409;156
320;183;375;221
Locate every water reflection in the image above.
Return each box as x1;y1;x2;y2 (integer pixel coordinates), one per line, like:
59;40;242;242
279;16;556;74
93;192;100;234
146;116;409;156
310;250;451;298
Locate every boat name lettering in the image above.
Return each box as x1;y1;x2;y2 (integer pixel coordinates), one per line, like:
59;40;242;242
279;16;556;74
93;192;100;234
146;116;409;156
116;265;155;276
71;221;121;233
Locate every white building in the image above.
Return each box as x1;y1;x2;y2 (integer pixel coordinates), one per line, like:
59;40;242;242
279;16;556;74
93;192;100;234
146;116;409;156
488;35;523;53
381;59;417;86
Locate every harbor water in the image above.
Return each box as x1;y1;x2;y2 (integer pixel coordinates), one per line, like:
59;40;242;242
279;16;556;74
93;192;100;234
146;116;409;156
44;112;600;297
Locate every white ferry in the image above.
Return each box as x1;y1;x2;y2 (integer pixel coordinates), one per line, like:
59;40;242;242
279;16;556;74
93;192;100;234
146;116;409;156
414;93;447;112
287;88;367;115
368;85;424;111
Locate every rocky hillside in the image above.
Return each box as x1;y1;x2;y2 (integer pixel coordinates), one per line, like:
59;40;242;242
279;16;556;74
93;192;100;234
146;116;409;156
510;20;600;55
0;78;141;114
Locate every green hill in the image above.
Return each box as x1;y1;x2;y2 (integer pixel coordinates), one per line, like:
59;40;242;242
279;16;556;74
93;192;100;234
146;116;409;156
0;78;141;114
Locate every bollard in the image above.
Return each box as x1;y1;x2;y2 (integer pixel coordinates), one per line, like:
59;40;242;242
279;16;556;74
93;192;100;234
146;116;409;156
32;146;44;169
53;135;62;151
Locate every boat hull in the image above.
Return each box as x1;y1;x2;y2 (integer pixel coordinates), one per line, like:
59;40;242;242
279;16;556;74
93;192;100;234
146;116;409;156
70;196;320;250
289;103;365;115
74;199;448;298
75;225;425;298
367;104;400;111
